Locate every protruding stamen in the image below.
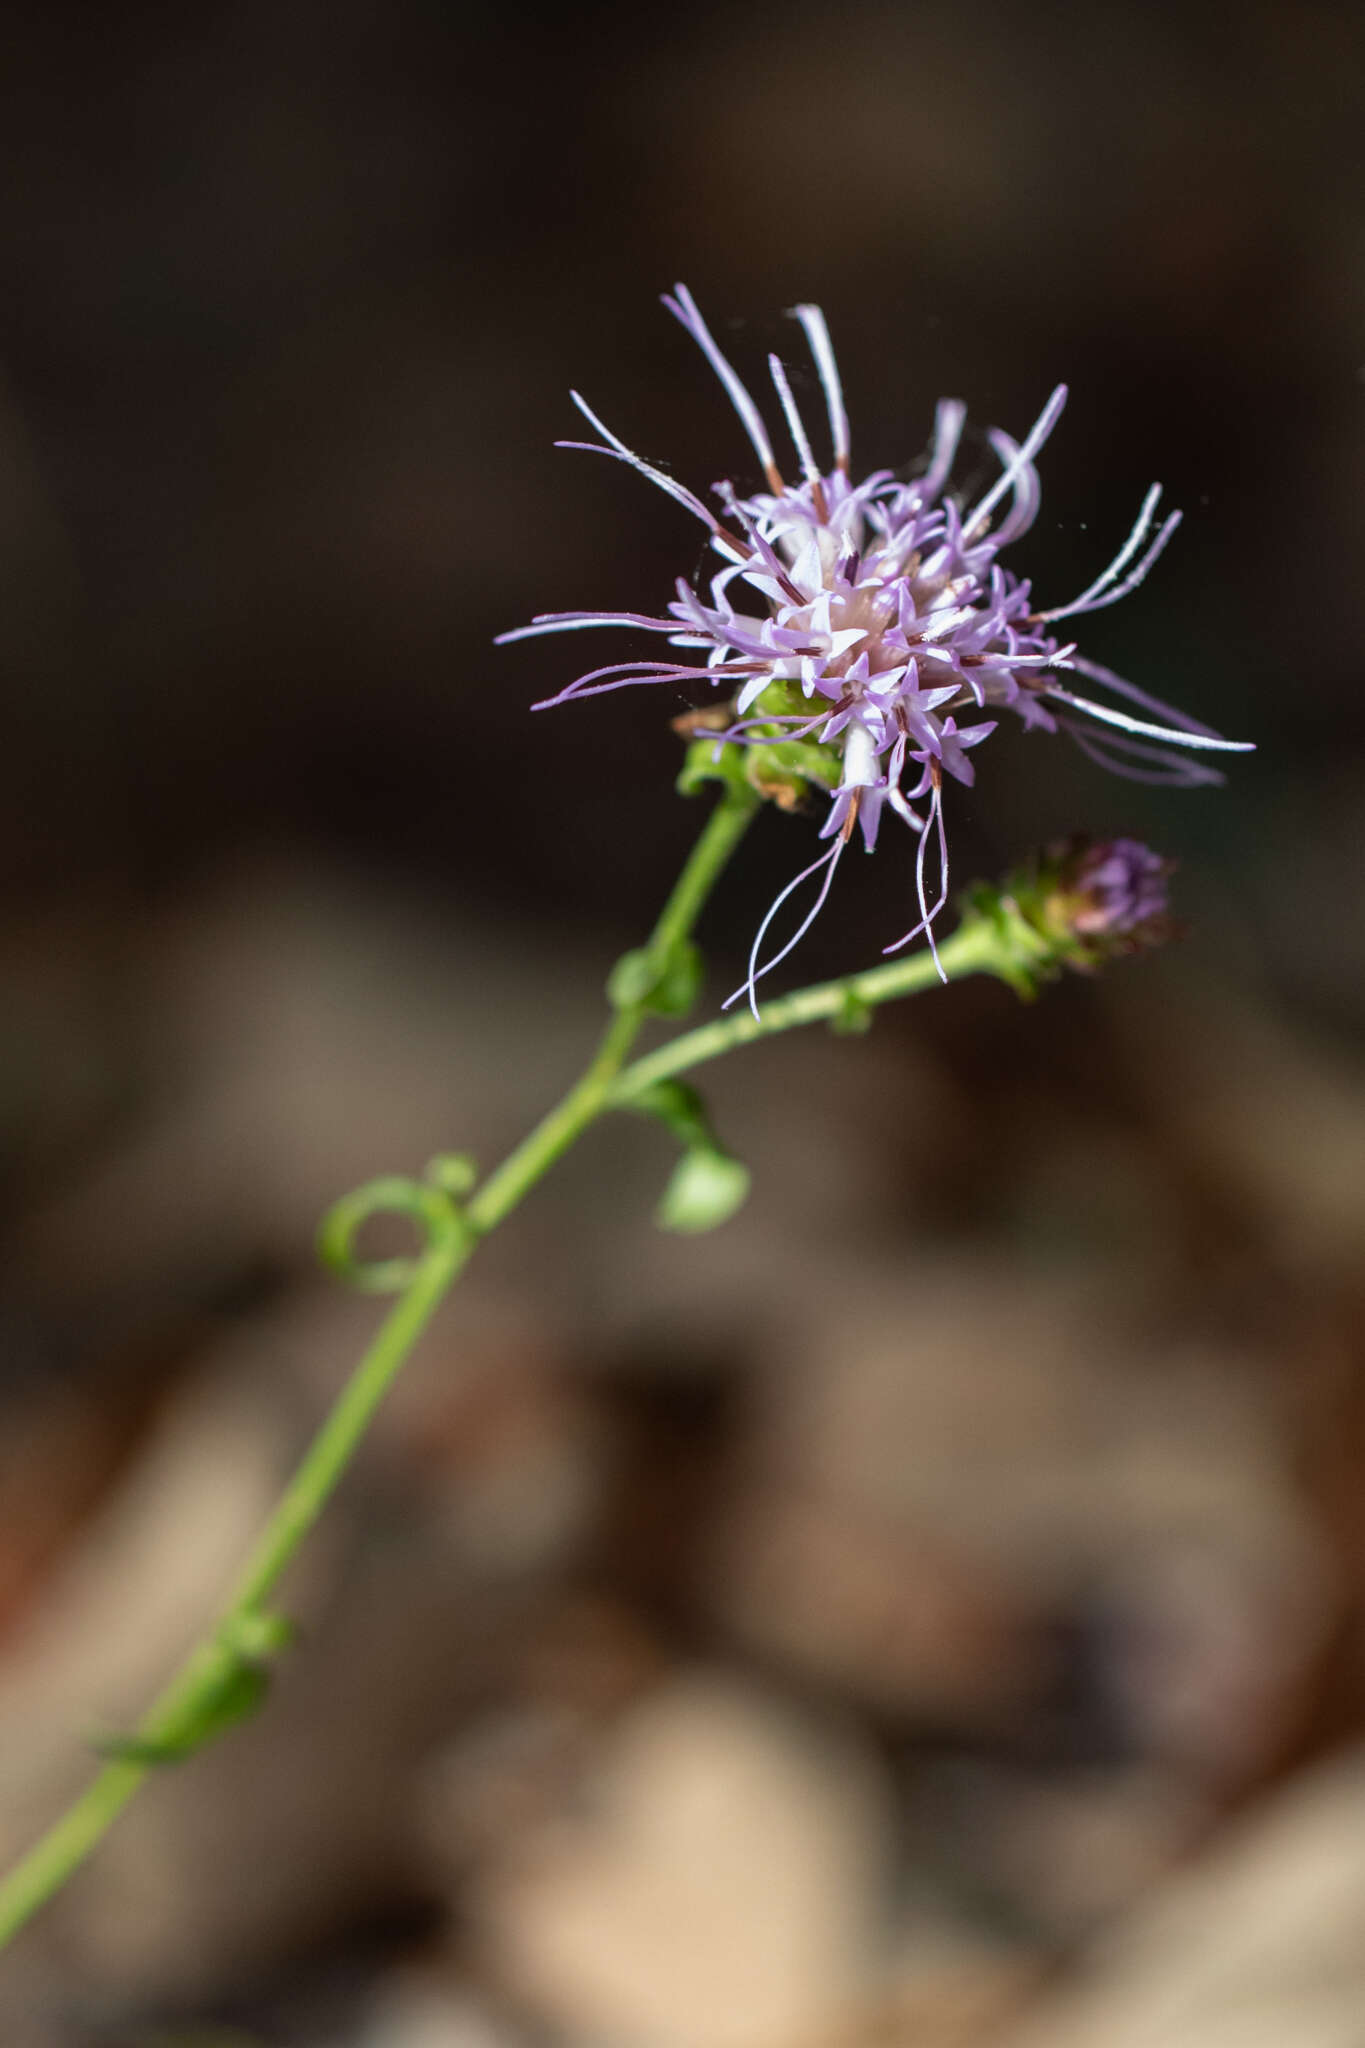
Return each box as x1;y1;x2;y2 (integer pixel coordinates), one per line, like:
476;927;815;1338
1066;511;1181;616
1036;483;1162;619
965;385;1068;536
985;428;1042;546
496;609;685;644
1061;722;1226;787
768;353;821;486
1066;652;1220;739
724;836;847;1021
663;285;784;492
1040;684;1255;752
790;303;850;473
1038;491;1182;621
921;399;966;499
532;657;760;709
883;765;949;977
563;393;730;538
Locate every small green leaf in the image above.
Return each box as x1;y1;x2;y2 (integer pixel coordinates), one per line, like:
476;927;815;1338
607;947;658;1007
93;1613;295;1767
96;1663;271;1766
608;942;705;1017
656;1148;751;1234
829;987;875;1035
649;940;704;1016
630;1077;711;1149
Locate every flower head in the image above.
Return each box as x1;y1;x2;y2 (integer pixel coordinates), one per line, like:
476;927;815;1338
499;287;1251;1013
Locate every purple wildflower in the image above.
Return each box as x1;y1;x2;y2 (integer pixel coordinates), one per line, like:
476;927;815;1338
498;287;1252;1014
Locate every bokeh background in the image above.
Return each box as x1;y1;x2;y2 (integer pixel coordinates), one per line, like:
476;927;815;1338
2;2;1364;2042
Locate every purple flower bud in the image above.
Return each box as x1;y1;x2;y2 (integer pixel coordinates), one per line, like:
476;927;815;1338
1066;838;1172;938
962;837;1177;998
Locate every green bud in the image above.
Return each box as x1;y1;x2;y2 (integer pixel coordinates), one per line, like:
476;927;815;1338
656;1147;752;1234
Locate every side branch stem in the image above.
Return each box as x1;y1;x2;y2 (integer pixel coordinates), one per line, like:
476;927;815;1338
611;915;1000;1101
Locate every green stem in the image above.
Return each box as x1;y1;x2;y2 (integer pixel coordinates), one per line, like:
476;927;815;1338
611;913;1000;1102
229;1235;471;1614
0;781;760;1950
467;781;759;1233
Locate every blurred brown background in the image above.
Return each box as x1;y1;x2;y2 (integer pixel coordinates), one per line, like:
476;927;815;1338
1;2;1364;2043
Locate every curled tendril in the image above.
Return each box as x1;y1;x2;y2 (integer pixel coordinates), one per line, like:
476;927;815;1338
317;1163;473;1293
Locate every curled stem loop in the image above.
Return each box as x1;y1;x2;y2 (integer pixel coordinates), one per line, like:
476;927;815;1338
317;1168;472;1293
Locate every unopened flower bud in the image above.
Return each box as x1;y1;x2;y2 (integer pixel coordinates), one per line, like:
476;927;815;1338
961;836;1176;998
1046;836;1174;955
